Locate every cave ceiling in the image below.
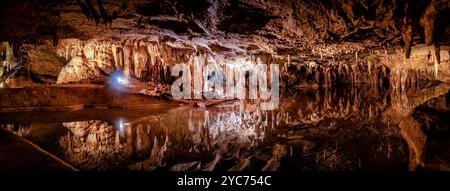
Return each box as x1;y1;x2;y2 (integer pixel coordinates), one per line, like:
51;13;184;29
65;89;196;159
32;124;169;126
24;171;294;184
0;0;449;57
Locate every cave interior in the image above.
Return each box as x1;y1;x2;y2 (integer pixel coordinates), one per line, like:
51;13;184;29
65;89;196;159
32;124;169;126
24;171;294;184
0;0;449;171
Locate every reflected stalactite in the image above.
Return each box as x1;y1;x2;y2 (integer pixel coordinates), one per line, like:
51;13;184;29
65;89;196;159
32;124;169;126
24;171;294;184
52;83;441;171
389;68;433;95
0;124;31;137
277;86;391;127
56;105;270;170
4;83;444;171
389;73;447;110
58;120;126;170
283;56;390;89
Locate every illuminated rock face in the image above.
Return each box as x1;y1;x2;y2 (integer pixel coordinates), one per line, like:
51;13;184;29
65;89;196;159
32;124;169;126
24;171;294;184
56;39;115;83
57;56;95;84
0;42;19;83
54;36;449;106
56;38;281;90
0;42;16;74
56;38;197;84
55;37;391;90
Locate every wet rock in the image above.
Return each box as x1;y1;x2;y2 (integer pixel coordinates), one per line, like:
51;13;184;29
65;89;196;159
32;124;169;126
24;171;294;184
262;144;287;171
228;156;252;171
170;161;199;171
399;91;450;170
202;153;221;171
128;159;158;171
399;117;427;170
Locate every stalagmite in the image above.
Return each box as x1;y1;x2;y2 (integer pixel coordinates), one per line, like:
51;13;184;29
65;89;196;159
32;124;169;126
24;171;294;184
150;137;160;163
159;135;170;166
136;124;151;158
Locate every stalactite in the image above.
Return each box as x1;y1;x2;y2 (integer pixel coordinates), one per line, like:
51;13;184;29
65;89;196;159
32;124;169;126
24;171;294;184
125;123;135;160
115;130;121;149
123;45;134;77
111;45;118;69
132;45;140;78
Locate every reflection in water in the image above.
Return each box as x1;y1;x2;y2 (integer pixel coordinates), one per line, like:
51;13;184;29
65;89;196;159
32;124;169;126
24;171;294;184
59;121;125;170
2;84;449;170
57;103;271;170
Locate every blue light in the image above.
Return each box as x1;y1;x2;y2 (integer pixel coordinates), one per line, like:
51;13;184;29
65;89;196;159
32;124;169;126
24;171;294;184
109;70;128;89
117;76;128;85
117;118;125;133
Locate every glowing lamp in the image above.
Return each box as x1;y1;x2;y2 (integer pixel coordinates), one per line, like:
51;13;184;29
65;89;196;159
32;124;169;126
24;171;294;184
118;118;125;132
117;76;128;85
109;70;129;89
